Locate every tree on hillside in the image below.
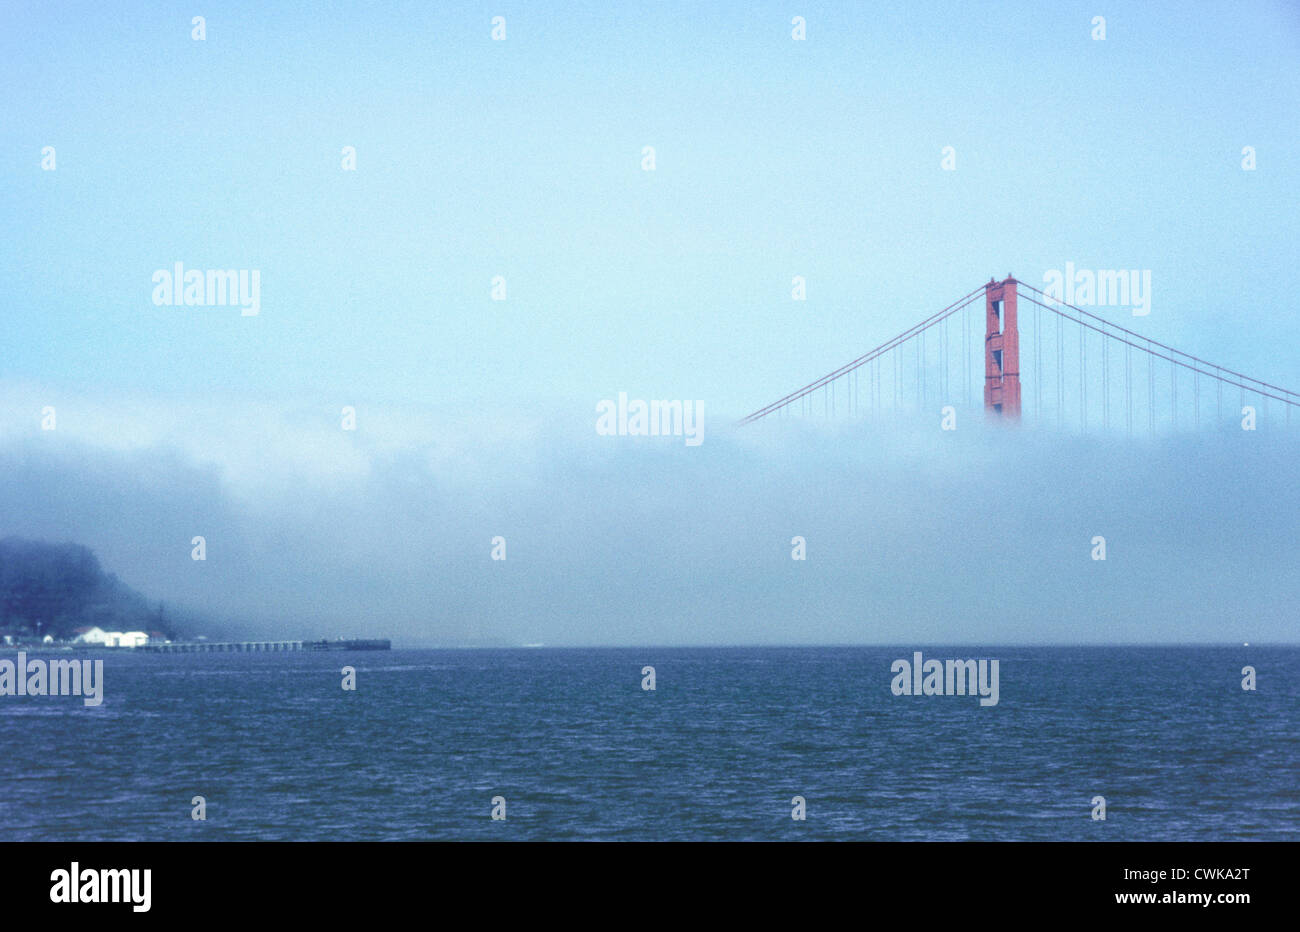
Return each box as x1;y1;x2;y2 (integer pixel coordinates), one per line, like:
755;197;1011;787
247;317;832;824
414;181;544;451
0;538;172;639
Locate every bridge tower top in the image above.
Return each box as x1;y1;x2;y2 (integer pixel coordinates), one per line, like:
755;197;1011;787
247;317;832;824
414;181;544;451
984;276;1021;418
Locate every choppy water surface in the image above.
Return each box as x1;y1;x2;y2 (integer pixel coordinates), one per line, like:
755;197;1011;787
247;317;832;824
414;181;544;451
1;647;1295;840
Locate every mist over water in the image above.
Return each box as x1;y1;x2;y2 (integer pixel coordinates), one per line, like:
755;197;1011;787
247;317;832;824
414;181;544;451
1;390;1295;646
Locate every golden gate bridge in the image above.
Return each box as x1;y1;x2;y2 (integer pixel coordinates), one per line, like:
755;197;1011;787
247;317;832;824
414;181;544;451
739;277;1300;431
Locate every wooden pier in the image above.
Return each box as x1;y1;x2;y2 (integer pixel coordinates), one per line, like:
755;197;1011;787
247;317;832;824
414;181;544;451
141;638;391;653
142;640;304;653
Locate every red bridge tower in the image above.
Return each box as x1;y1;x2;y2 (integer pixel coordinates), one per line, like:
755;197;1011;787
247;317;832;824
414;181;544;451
984;276;1021;418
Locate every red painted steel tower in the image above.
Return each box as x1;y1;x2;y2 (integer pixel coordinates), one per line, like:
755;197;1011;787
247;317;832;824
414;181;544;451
983;276;1021;418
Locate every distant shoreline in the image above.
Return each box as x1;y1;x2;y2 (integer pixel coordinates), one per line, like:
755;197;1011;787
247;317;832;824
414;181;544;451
0;638;392;653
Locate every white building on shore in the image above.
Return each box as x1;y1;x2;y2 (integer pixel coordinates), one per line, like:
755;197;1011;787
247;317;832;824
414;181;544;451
72;627;150;648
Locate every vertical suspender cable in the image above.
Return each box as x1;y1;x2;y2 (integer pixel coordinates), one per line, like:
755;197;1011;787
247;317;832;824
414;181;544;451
1126;342;1132;435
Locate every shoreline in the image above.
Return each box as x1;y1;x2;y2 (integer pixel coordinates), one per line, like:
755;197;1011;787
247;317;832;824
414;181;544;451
0;638;392;654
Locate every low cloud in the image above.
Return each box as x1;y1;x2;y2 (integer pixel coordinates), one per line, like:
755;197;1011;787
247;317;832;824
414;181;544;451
2;384;1296;645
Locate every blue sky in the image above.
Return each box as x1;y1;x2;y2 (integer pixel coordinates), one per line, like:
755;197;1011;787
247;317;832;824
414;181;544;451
2;2;1298;644
3;0;1298;413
